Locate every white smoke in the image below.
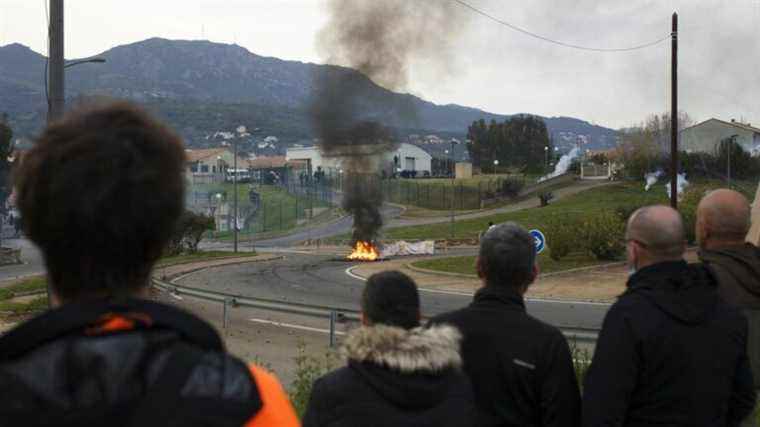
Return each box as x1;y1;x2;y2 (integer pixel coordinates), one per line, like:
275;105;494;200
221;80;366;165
539;147;580;182
644;170;663;191
751;145;760;157
665;173;690;200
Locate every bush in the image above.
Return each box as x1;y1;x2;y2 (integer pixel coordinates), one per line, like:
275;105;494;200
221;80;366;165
613;204;640;223
289;343;337;418
545;218;576;261
499;178;525;199
580;211;626;261
538;192;554;207
166;210;215;255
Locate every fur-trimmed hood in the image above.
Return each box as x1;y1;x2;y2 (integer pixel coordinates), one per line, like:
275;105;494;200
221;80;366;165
342;324;462;373
339;324;467;410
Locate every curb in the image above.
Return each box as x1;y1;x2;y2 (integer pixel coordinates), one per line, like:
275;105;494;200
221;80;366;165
157;254;284;282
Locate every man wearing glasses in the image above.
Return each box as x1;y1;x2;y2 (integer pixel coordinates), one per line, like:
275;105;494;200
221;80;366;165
583;205;756;427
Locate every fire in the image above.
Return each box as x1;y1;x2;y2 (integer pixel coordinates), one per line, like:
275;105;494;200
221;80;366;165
347;241;380;261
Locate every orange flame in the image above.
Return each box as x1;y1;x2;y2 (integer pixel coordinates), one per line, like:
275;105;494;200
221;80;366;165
347;241;380;261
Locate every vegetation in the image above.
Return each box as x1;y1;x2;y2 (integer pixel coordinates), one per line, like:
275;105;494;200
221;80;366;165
155;250;258;268
0;276;48;316
288;343;338;418
0;115;14;223
166;210;215;255
467;115;554;174
385;182;667;241
411;252;603;277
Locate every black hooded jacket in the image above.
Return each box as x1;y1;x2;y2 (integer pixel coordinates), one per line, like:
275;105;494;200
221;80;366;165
583;261;756;427
0;298;262;427
302;324;475;427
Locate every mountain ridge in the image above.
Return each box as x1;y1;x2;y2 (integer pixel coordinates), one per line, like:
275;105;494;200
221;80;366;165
0;38;618;150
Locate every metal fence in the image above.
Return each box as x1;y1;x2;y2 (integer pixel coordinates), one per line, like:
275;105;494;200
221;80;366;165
153;278;598;347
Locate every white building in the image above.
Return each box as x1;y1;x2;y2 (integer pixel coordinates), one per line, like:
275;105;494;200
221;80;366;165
680;118;760;154
285;143;432;175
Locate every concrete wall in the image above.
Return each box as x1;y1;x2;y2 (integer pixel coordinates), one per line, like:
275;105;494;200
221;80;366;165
455;162;473;179
681;119;757;154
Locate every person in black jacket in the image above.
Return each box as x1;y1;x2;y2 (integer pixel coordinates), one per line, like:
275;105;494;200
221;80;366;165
430;222;581;427
583;205;756;427
0;102;298;427
302;270;475;427
696;189;760;426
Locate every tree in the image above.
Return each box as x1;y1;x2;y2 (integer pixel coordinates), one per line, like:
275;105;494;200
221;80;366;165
617;111;693;178
0;115;14;217
466;115;551;174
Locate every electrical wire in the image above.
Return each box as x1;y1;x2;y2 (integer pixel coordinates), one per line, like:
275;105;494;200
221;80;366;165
451;0;670;52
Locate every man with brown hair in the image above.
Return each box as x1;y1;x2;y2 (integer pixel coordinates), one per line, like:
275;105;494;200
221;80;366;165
697;189;760;426
584;205;756;426
0;101;298;426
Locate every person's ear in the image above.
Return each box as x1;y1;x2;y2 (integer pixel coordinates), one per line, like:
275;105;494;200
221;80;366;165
476;256;485;279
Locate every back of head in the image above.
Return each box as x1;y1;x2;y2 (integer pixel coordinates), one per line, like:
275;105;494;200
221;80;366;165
15;101;186;301
626;205;686;262
362;271;420;329
478;222;536;288
697;189;751;247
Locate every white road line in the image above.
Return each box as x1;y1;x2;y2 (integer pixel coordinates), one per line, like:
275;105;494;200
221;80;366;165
345;266;612;306
249;318;346;336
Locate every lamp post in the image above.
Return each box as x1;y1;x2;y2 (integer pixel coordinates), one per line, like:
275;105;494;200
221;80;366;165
46;57;107;123
214;193;222;237
493;159;499;172
544;146;549;173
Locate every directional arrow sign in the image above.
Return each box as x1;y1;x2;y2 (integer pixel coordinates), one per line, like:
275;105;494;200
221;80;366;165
529;229;546;254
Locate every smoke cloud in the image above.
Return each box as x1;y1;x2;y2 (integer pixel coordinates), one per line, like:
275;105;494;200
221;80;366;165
312;0;466;244
539;147;580;182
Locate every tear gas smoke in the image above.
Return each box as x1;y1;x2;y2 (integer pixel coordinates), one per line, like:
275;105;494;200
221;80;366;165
644;170;663;191
539;147;580;182
665;173;690;200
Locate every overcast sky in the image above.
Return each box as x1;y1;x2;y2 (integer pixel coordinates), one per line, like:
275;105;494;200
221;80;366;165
1;0;758;129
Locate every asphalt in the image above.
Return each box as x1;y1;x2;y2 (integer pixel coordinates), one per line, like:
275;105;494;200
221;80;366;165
174;253;610;331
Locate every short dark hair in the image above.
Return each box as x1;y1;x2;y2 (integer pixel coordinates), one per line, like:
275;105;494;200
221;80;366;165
362;271;420;329
15;101;186;300
479;222;536;288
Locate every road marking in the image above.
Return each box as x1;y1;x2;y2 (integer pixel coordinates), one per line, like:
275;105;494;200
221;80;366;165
345;266;612;306
248;317;347;336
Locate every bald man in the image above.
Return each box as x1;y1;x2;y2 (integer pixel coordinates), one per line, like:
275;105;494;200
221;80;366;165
697;189;760;426
583;205;756;427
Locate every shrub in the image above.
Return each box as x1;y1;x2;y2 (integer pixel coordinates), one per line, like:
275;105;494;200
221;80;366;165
538;192;554;207
165;210;215;255
613;204;640;223
545;218;576;261
581;211;626;261
500;178;525;199
289;343;337;418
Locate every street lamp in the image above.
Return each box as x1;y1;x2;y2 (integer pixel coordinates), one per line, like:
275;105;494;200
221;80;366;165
46;57;107;123
493;159;499;172
544;146;549;173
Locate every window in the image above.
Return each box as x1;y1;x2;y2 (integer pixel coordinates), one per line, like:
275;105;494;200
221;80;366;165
190;162;198;173
212;165;217;173
201;164;209;173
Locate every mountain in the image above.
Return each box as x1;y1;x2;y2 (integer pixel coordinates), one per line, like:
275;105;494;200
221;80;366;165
0;38;618;150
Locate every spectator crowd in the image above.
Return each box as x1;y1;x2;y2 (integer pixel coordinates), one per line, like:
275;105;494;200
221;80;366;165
0;101;758;426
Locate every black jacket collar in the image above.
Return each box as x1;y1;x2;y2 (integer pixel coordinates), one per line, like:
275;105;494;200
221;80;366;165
627;260;689;290
0;297;223;361
472;285;526;310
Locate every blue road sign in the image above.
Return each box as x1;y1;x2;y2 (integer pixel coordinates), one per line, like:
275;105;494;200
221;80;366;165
529;229;546;254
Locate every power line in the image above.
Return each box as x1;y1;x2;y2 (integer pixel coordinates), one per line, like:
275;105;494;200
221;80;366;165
451;0;669;52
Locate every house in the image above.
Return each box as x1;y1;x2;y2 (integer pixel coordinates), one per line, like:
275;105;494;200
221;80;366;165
185;148;248;185
680;118;760;154
245;156;292;184
285;143;433;176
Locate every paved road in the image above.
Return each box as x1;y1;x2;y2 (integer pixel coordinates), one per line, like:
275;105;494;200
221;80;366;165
0;238;45;284
175;253;610;331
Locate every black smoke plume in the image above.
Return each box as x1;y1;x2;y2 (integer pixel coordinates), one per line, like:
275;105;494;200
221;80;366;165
312;0;465;245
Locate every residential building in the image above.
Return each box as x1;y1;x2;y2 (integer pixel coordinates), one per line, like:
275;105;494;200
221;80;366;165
285;143;433;175
185;148;248;184
680;118;760;154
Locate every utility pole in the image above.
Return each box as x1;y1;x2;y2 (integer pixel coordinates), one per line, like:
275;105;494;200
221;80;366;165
233;138;239;253
670;12;678;209
48;0;65;123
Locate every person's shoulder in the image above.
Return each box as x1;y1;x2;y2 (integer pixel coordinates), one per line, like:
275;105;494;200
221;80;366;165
181;348;259;399
245;363;299;427
310;365;358;394
429;307;469;326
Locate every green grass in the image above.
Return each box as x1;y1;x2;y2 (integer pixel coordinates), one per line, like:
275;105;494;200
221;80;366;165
0;296;48;315
0;276;47;301
385;181;668;241
412;252;605;277
0;276;49;316
155;250;258;267
194;184;331;234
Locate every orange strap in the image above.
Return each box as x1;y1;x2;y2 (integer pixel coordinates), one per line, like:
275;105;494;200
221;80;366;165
244;364;300;427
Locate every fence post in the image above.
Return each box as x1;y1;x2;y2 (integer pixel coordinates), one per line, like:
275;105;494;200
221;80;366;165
222;297;231;337
329;310;337;348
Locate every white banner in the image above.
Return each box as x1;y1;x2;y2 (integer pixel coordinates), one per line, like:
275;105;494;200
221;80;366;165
380;240;435;258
